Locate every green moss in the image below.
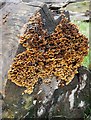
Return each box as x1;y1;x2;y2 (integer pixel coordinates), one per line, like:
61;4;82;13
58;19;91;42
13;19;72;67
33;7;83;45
23;95;33;110
71;20;90;69
84;107;91;120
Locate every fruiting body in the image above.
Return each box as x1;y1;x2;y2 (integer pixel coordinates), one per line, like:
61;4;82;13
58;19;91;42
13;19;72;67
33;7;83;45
8;12;88;94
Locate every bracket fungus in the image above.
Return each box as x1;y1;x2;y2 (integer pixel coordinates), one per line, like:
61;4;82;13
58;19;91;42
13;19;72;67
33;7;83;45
8;12;88;94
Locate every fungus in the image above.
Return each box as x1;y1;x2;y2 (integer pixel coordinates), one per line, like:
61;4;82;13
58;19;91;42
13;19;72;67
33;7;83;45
8;12;88;94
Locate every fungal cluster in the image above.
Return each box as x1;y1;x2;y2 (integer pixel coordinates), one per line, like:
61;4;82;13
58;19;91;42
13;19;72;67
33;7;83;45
8;12;88;94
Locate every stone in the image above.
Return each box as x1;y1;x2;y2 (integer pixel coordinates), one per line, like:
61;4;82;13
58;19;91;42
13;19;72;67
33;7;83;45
1;1;90;119
0;1;6;9
1;2;64;119
1;2;39;119
26;66;91;119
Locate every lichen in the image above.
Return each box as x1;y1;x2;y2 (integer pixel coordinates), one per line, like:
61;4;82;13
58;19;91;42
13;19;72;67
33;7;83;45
8;12;88;94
